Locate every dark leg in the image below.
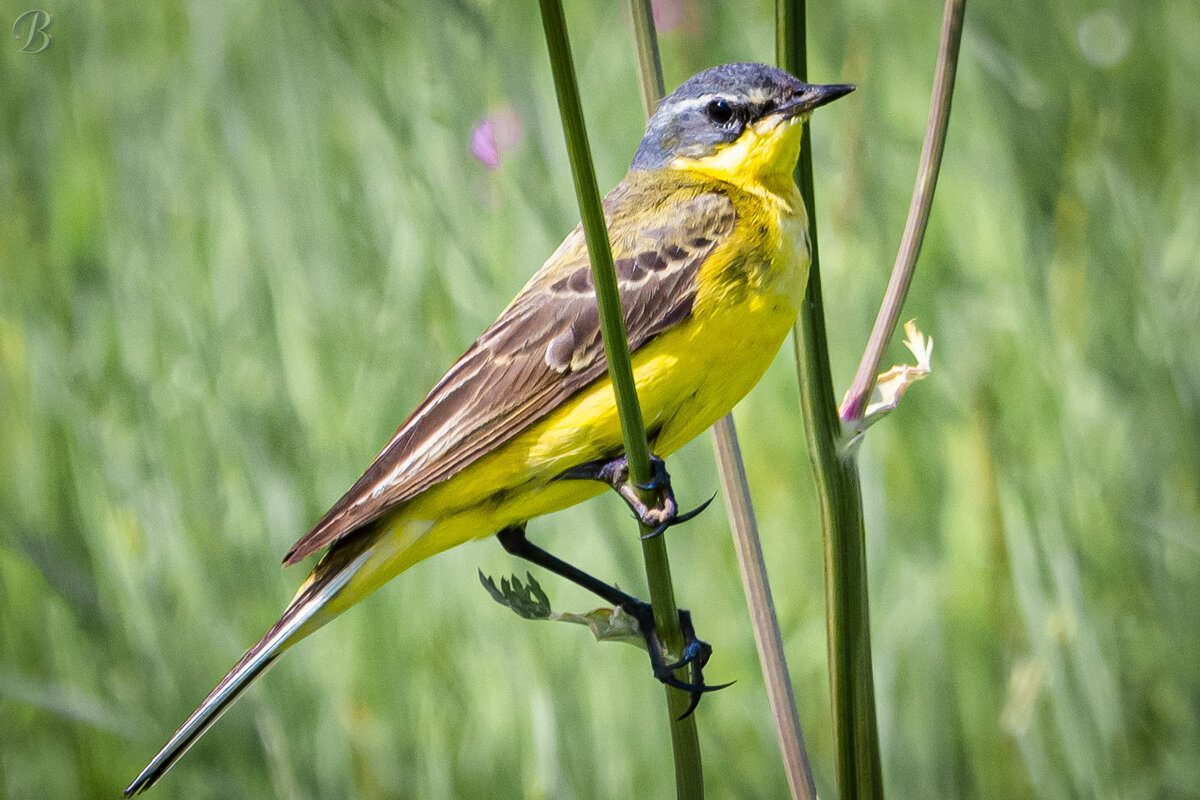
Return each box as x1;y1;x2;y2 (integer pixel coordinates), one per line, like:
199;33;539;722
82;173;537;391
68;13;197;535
497;526;642;610
556;454;715;539
496;525;729;717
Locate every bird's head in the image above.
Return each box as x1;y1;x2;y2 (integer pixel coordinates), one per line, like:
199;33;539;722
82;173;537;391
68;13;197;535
631;63;853;188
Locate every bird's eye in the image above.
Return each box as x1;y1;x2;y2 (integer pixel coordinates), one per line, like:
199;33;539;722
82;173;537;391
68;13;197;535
705;98;735;126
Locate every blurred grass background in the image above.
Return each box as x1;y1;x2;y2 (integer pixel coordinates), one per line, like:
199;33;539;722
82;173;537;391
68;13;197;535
2;0;1198;797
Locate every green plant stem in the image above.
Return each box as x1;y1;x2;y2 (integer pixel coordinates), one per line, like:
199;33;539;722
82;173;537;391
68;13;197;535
537;1;702;796
627;0;665;118
777;1;885;798
710;419;818;800
780;0;967;795
840;0;966;427
623;2;817;798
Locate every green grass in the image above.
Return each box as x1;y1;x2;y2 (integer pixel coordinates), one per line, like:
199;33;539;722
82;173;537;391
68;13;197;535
1;1;1197;797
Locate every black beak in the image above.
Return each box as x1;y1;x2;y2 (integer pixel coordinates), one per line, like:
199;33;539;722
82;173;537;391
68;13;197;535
775;83;856;119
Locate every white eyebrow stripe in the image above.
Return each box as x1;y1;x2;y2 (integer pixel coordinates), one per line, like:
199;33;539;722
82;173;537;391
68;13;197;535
674;87;781;109
669;93;733;112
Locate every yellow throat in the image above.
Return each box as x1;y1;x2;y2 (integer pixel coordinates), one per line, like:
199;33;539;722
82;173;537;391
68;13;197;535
670;113;807;200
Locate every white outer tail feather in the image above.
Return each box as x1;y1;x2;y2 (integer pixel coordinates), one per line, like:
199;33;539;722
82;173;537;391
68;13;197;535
124;550;371;796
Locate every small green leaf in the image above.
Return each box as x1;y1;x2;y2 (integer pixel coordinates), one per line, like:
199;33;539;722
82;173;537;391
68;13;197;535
478;570;552;620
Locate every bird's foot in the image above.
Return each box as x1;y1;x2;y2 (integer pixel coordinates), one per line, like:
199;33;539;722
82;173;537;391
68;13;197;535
559;454;715;539
621;600;732;719
492;526;730;718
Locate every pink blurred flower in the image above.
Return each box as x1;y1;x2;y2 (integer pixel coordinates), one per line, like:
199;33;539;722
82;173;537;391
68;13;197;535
651;0;701;35
470;105;523;170
652;0;684;31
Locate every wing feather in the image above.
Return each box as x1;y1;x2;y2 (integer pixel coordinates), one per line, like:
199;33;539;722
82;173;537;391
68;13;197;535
284;181;736;564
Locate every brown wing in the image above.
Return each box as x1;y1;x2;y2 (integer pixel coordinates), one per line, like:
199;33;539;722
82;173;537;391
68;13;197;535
284;182;736;564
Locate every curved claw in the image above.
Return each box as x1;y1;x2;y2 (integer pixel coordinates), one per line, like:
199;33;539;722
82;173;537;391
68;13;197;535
657;673;732;695
674;492;717;525
639;492;716;540
679;693;701;721
640;520;671;540
676;680;736;721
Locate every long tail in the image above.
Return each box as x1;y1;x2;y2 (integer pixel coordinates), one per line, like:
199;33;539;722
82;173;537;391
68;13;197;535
124;549;372;796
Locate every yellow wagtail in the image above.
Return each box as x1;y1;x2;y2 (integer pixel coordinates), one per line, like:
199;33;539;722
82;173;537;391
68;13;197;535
125;62;852;795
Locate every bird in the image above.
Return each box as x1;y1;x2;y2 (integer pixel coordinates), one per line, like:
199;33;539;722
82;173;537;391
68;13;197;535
124;62;853;795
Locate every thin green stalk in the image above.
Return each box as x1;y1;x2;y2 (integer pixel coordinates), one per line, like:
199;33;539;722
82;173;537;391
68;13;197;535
710;419;818;800
536;1;702;796
841;0;966;427
780;0;967;797
627;0;665;118
624;2;816;798
777;1;885;798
